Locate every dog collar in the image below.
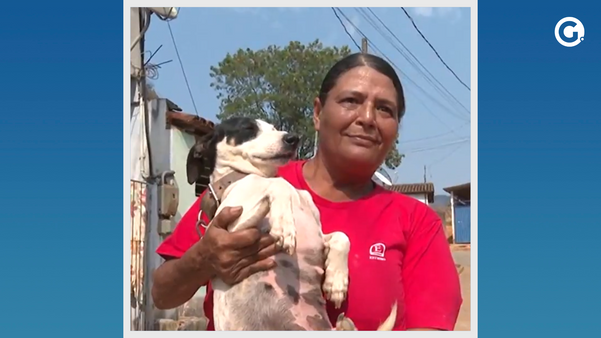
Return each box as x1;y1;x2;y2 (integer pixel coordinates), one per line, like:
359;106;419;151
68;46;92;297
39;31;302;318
198;170;247;223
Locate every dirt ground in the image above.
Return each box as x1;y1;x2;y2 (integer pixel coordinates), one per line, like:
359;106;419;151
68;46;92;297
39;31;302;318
452;247;471;331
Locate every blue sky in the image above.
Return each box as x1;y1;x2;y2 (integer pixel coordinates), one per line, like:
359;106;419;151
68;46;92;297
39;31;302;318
144;7;471;194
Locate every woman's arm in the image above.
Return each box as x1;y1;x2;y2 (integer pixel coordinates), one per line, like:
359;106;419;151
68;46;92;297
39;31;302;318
152;250;213;309
152;199;279;310
402;203;463;331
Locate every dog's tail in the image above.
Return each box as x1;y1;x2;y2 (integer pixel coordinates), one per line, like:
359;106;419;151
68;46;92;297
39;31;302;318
376;301;398;331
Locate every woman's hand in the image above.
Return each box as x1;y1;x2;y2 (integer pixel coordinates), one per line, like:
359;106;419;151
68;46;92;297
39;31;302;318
189;206;280;285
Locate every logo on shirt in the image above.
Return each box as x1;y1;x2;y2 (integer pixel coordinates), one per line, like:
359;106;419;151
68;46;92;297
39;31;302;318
369;243;386;261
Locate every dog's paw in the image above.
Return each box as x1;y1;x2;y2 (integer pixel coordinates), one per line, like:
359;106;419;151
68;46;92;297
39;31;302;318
269;217;296;255
323;267;348;309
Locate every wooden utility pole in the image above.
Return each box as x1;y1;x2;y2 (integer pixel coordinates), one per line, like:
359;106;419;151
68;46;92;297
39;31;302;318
361;37;368;53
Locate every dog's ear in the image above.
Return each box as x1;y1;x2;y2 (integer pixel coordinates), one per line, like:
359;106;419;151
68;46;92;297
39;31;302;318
186;143;201;185
186;131;217;185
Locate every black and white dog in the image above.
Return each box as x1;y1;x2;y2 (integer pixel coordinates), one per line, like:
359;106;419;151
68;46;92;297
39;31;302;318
186;117;396;331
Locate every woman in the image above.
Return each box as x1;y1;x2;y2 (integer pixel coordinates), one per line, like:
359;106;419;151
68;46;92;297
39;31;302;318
152;53;462;331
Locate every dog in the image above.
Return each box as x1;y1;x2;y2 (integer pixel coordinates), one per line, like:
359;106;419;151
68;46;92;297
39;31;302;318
186;117;397;331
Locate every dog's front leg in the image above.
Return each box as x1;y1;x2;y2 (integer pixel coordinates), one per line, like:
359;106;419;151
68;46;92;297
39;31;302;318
322;232;350;309
266;179;297;255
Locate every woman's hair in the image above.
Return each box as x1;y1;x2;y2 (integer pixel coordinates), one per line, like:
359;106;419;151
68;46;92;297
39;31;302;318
318;53;406;120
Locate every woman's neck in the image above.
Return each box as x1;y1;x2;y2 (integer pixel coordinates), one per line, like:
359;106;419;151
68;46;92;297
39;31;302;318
303;154;375;202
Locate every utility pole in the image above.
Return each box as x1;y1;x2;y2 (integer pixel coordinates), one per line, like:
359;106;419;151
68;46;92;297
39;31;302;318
423;165;427;183
361;37;368;53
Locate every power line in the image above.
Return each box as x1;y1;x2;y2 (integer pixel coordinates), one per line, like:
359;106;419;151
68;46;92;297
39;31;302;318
403;138;469;154
427;142;467;168
400;7;470;91
333;8;469;127
166;20;199;116
362;8;470;116
402;122;469;144
331;7;361;51
331;8;470;152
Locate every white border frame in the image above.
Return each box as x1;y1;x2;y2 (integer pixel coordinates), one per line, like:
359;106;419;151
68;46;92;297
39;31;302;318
124;2;478;336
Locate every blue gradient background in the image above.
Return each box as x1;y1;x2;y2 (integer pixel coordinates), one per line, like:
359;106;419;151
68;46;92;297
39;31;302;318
0;2;599;337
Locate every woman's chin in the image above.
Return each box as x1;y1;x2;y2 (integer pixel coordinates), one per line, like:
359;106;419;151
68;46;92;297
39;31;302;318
338;149;381;169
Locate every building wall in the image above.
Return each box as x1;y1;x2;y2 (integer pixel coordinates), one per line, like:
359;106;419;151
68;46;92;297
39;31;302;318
169;127;197;224
169;127;206;299
405;193;428;205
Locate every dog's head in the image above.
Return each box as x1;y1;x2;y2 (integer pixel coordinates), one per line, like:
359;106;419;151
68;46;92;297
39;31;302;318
186;117;300;184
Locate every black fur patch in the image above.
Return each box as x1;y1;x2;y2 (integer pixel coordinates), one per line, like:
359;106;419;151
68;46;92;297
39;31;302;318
186;117;260;185
286;284;301;304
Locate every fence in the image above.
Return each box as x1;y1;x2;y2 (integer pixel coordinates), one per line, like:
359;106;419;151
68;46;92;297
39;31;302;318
130;179;147;330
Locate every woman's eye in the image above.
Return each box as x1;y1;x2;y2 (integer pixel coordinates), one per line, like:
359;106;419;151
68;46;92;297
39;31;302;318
378;106;393;114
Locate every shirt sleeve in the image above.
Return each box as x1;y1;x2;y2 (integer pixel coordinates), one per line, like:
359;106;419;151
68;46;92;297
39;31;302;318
156;191;210;260
402;202;463;331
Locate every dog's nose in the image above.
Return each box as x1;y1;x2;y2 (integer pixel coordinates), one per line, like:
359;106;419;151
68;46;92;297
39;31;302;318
283;134;300;147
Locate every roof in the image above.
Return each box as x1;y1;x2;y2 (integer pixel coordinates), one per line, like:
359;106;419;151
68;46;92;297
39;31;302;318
387;182;435;203
443;182;470;201
443;182;470;193
166;111;215;136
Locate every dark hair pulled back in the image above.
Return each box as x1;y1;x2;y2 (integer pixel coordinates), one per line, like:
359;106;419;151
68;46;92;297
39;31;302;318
318;53;406;120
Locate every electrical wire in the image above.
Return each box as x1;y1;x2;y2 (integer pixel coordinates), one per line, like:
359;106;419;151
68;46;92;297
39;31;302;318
403;138;469;154
166;19;199;116
331;7;470;154
330;7;361;51
427;142;467;168
361;8;470;116
333;8;469;124
402;121;469;144
400;7;471;91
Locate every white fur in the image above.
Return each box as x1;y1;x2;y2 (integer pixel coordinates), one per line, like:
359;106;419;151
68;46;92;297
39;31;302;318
205;119;395;331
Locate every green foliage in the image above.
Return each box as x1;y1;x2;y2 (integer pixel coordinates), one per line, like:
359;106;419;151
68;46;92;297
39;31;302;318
209;39;404;169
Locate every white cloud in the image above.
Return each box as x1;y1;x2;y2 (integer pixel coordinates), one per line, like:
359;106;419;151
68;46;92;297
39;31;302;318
412;7;462;22
413;7;434;17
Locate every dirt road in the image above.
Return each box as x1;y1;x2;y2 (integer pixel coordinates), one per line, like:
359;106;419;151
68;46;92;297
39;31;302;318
452;250;471;331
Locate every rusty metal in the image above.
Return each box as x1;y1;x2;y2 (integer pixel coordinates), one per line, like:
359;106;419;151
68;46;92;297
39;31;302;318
130;179;148;330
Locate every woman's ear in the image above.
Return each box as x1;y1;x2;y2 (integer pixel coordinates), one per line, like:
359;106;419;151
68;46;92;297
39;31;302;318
313;97;322;131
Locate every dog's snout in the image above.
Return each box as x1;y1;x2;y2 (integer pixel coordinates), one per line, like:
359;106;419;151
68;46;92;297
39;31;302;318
283;134;300;147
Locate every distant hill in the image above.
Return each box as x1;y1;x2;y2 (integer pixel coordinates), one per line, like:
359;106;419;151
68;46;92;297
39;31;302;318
432;194;451;207
429;194;452;229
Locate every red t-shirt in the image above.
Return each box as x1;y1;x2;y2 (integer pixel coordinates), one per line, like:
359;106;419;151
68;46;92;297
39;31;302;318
156;160;462;331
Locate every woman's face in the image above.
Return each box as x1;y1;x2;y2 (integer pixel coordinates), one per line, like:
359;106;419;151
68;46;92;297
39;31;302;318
314;66;400;172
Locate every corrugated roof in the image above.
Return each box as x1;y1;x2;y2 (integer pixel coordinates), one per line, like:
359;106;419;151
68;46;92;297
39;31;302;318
387;182;435;203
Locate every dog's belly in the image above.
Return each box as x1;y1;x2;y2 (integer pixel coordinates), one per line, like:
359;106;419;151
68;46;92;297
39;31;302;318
213;207;331;331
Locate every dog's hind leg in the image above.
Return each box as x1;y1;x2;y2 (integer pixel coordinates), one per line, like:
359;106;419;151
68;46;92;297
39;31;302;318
322;231;350;309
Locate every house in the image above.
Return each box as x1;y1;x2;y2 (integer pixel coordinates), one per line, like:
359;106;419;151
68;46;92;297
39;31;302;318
162;105;216;319
387;183;435;205
164;105;216;225
443;182;471;244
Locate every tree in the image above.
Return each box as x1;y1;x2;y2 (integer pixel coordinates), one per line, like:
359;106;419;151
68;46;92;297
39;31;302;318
209;39;404;170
